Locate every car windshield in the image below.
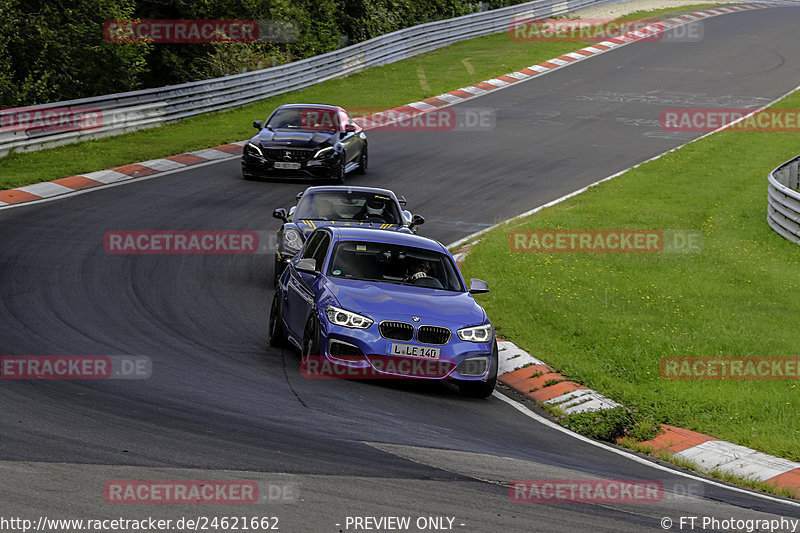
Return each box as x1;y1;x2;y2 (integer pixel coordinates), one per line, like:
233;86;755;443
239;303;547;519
292;191;403;225
266;107;342;131
328;241;464;292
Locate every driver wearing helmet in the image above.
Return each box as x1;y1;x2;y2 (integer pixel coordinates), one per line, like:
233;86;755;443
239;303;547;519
355;196;391;223
404;259;430;283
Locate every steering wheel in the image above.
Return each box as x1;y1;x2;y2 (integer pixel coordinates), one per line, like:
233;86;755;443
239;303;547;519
411;276;443;289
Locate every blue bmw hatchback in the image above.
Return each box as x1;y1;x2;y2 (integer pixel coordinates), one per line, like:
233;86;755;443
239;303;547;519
269;226;497;397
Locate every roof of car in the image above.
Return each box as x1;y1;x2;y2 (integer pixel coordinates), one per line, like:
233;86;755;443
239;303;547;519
301;185;398;199
325;226;447;253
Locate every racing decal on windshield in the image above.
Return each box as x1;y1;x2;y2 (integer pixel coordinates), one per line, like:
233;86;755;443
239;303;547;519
299;220;397;229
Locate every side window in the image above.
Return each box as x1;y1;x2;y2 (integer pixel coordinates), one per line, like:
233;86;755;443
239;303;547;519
300;231;325;260
311;233;331;270
300;231;331;271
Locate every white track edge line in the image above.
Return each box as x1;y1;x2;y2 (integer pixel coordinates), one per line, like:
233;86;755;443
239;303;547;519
492;391;800;508
0;155;239;211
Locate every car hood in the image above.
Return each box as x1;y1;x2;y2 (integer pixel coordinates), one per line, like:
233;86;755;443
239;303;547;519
252;129;336;148
290;220;405;238
326;278;487;328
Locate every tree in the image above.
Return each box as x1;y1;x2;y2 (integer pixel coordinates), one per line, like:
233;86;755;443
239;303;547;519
0;0;149;107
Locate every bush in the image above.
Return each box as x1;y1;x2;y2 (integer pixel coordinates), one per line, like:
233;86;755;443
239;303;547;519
556;406;662;442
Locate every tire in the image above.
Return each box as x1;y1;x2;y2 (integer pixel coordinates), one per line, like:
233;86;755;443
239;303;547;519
331;156;346;184
268;290;287;348
301;315;321;369
354;145;367;175
458;341;498;398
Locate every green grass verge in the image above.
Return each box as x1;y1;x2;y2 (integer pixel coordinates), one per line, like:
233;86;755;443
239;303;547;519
0;4;721;190
460;90;800;462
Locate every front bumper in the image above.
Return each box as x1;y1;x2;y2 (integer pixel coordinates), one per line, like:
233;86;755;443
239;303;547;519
310;319;494;381
241;152;341;180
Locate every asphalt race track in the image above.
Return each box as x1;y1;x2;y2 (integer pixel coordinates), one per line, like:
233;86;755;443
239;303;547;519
2;7;800;532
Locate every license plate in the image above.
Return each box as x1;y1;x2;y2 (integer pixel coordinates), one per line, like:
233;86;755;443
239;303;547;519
274;162;301;170
386;343;440;359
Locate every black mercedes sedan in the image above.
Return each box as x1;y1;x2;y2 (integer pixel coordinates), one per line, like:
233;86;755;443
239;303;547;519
242;103;367;182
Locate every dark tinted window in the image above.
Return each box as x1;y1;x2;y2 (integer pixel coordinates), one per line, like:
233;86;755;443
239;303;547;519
266;107;342;131
300;231;326;261
311;233;330;270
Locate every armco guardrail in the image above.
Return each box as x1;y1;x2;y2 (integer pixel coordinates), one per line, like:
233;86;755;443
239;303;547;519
767;155;800;245
0;0;615;157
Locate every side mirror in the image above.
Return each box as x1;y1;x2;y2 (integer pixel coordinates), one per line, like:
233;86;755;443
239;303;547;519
295;258;318;275
273;208;288;223
253;120;263;130
468;278;489;294
409;213;425;231
344;124;357;133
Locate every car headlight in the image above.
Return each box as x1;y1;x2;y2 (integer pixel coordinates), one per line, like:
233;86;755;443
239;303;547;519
246;142;263;156
313;146;334;158
457;323;493;343
325;306;373;329
281;228;303;255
